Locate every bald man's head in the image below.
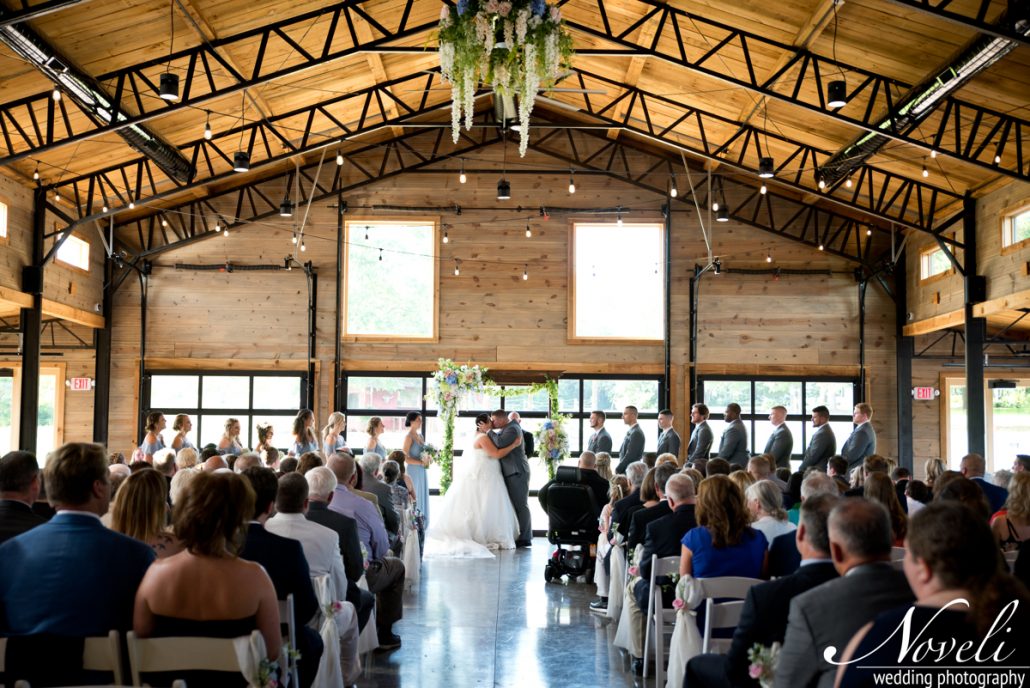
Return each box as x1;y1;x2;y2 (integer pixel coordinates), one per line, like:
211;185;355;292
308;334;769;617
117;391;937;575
327;452;355;485
203;455;227;472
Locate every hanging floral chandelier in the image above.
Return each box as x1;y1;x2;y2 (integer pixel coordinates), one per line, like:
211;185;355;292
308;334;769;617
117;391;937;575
438;0;574;156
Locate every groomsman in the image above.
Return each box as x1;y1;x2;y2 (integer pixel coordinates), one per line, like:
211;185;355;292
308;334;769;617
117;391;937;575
799;406;836;473
717;403;750;465
763;405;794;469
656;409;681;459
587;410;613;454
840;403;876;471
615;406;646;474
686;404;714;468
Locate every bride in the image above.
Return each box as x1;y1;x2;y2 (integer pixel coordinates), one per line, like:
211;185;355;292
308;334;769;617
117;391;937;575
423;413;522;558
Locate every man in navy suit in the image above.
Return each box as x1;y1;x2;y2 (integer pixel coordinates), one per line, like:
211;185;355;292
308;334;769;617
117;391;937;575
0;443;154;636
840;403;877;471
627;462;678;549
686;493;841;687
961;453;1009;514
0;451;47;545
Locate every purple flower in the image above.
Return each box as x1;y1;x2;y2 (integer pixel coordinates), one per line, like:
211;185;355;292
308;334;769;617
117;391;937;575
749;665;763;679
531;0;546;16
457;0;469;15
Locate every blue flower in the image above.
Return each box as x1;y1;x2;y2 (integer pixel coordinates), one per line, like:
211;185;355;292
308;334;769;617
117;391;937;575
550;448;559;458
543;420;554;430
446;373;458;384
457;0;469;15
531;0;546;16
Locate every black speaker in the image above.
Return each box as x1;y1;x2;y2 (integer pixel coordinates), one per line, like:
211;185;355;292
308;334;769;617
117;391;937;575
21;266;43;294
966;275;986;303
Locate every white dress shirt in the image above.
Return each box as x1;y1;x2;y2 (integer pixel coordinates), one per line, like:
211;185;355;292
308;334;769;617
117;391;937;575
266;511;349;600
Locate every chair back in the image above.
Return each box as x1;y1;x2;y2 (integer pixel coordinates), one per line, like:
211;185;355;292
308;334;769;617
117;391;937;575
126;629;267;687
1004;550;1018;573
890;546;906;561
278;594;299;688
700;576;763;654
0;631;122;687
642;554;681;682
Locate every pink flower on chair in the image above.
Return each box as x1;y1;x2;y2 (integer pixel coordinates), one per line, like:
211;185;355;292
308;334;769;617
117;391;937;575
749;664;763;679
672;598;685;610
628;565;639;577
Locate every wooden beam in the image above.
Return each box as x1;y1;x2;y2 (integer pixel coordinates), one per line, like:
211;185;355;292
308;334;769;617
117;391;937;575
606;11;661;140
973;288;1030;318
903;309;965;336
341;360;667;375
40;299;105;329
0;286;33;310
353;17;402;137
144;357;318;371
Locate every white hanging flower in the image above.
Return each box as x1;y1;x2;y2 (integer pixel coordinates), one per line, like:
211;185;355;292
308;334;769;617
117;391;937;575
515;8;529;45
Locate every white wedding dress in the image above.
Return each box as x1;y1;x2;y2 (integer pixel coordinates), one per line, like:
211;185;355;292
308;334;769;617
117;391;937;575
422;437;519;558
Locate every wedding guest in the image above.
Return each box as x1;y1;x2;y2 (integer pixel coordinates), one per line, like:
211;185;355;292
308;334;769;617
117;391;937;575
278;456;299;475
298;451;323;474
606;461;648;549
836;502;1030;687
931;469;963;498
705;458;732;477
935;475;991;521
768;472;839;578
139;412;166;462
262;447;280;470
109;451;126;465
844;454;889;497
169;466;199;506
682;467;704;490
747;479;796;547
202;454;228;472
993;469;1013;490
826;454;849;483
991;472;1030;551
748;454;788;492
290;409;320;456
217;417;244;457
323;412;349;457
358;451;400;535
387;449;417;503
595;451;614;481
402;411;429;527
254;422;275;454
864;473;907;545
0;443;155;636
680;475;767;578
382;460;409;513
175;446;199;471
628;462;678;549
153;448;176;488
111;468;183;559
591;475;631;612
729;469;756;494
169;414;194;452
774;499;913;688
366;416;389;457
905;479;930;515
577;451;611;514
960;452;1009;514
923;456;946;489
233;452;262;474
0;450;46;545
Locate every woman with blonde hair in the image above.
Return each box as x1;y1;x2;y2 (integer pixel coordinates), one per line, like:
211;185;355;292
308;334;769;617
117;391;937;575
289;409;319;457
175;447;199;471
139;412;166;463
217;418;243;457
864;472;907;545
991;471;1030;551
680;475;767;578
169;414;194;452
594;451;613;481
111;469;182;559
923;457;946;489
728;469;755;494
746;479;795;548
681;467;704;491
365;416;389;457
322;412;348;457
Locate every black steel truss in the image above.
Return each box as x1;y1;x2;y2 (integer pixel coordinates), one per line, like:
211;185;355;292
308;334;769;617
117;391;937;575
0;0;87;29
116;121;504;257
563;0;1030;181
528;125;889;267
882;0;1030;46
0;0;434;164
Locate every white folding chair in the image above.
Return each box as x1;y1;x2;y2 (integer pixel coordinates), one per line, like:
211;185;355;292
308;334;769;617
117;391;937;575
0;631;122;687
641;554;681;686
126;629;266;687
1004;550;1018;573
700;577;763;653
278;594;300;688
890;547;907;570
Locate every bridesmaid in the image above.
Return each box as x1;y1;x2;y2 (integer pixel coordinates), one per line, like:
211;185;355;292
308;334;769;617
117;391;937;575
254;423;275;454
403;411;430;528
365;416;389;457
139;412;166;463
290;409;320;456
322;412;349;457
169;414;195;453
217;417;244;457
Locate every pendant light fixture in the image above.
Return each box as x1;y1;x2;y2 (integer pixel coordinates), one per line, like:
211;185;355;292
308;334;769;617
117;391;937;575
669;174;678;198
568;169;576;194
758;156;775;178
459;159;467;184
159;0;180;101
826;5;847;108
497;124;511;200
233;91;248;173
203;111;212;140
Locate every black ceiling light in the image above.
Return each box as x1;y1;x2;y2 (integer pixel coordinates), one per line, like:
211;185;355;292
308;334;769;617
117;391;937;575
279;197;294;217
758;156;775;178
497;178;511;200
233;151;250;172
827;80;848;108
713;258;722;274
716;206;729;222
158;0;179;101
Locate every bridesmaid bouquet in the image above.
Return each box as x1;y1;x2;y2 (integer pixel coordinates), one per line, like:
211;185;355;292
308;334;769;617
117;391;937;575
535;415;570;479
747;642;781;688
422;442;438;466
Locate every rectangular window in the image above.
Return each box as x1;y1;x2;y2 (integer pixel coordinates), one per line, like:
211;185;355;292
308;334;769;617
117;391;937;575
699;376;857;466
571;222;664;340
0;366;65;462
919;245;952;280
1002;204;1030;248
144;372;305;450
55;233;90;271
0;200;8;240
344;220;437;340
943;375;1030;472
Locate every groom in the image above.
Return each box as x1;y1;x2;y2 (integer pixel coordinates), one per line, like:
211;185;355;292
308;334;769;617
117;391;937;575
490;409;532;547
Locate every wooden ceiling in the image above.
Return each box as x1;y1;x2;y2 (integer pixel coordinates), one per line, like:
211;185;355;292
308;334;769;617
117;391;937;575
0;0;1026;256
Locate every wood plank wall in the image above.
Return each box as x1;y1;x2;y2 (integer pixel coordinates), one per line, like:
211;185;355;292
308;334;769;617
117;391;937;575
105;145;899;456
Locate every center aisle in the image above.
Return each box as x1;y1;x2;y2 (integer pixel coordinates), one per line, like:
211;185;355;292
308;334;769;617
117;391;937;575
361;540;642;687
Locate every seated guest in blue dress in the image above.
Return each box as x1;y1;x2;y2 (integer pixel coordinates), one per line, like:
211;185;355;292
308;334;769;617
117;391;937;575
0;450;47;545
291;408;321;456
322;412;349;457
837;501;1030;688
139;411;166;462
0;443;155;635
680;474;768;579
134;470;281;688
217;417;245;457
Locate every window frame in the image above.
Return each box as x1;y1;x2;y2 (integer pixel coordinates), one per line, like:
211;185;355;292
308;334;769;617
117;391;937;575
0;200;8;244
54;232;91;273
0;362;66;460
568;219;666;344
1000;200;1030;253
918;242;955;283
698;374;858;460
142;370;308;450
341;217;440;343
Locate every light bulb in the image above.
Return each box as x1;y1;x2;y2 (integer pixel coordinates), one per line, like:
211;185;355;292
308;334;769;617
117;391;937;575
32;166;39;181
459;171;467;184
223;227;229;237
766;254;772;263
819;243;824;251
866;228;872;236
930;149;938;159
525;225;532;238
454;263;460;276
52;88;61;101
204;123;212;141
101;205;108;213
760;183;767;195
336;151;344;166
53;191;60;202
845;176;853;188
670;176;678;197
568;178;576;194
291;233;297;245
712;201;719;211
300;241;306;252
994;154;1001;164
922;165;929;178
129;200;135;209
617;213;623;227
442;230;449;244
161;219;168;227
818;178;826;190
522;265;528;280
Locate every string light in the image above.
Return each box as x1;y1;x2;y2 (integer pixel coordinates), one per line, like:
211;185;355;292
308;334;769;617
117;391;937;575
101;205;108;213
818;243;825;251
818;177;826;190
766;253;773;263
203;111;212;140
336;151;344;166
459;159;467;184
525;225;532;238
670;174;678;198
161;218;168;227
760;183;767;195
866;228;872;236
922;164;929;178
712;201;719;211
994;154;1001;164
442;228;449;244
453;259;460;276
52;88;60;102
568;170;576;194
214;219;222;233
223;225;229;237
845;175;853;189
291;232;297;245
53;190;60;202
300;240;306;252
522;264;528;280
32;164;39;181
128;199;135;209
930;149;938;159
616;209;623;227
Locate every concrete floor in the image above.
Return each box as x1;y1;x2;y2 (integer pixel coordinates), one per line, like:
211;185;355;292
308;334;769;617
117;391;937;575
360;539;645;688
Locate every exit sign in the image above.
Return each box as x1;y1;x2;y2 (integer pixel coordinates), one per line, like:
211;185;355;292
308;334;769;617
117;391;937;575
69;377;93;391
912;386;938;400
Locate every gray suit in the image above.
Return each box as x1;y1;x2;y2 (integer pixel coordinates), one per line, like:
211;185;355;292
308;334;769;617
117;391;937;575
840;422;876;470
717;419;750;465
764;424;794;469
615;424;645;474
656;428;681;459
775;562;914;688
800;424;836;473
493;422;532;545
686;421;713;465
587;427;612;454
